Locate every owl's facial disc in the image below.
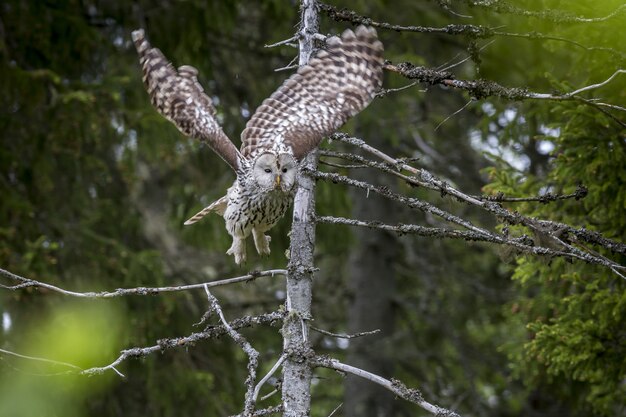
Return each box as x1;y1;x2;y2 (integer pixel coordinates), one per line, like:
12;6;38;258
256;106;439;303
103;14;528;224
252;152;297;192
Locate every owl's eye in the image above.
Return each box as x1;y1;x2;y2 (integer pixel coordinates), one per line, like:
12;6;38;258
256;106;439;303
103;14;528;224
281;168;288;173
264;168;271;173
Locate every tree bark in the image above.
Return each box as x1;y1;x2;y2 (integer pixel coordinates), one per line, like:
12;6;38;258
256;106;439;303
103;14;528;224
281;1;319;416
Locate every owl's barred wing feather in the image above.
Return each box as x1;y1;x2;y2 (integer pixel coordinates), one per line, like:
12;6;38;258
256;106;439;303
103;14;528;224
241;26;384;160
132;29;242;172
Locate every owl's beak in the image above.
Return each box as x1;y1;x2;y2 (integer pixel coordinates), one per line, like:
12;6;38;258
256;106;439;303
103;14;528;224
274;175;281;188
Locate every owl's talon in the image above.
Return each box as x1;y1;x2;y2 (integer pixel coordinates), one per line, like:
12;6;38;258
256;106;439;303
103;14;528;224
227;238;247;265
252;229;272;256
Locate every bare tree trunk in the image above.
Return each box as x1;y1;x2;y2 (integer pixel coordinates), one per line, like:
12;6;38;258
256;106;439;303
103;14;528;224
281;1;319;416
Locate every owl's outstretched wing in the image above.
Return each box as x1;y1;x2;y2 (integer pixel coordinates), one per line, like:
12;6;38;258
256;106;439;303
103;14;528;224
132;29;242;172
241;26;384;160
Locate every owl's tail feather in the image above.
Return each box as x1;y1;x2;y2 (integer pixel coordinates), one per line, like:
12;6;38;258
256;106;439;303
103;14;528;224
183;195;227;225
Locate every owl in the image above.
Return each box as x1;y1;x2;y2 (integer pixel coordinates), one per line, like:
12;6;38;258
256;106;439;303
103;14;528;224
132;26;384;264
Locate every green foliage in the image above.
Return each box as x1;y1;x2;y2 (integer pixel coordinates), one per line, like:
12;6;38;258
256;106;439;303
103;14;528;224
482;46;625;417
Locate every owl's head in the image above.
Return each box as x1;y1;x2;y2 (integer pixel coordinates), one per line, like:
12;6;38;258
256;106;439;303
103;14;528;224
252;152;297;192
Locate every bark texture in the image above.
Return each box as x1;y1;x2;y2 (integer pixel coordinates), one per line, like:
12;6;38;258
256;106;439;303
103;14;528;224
281;1;319;416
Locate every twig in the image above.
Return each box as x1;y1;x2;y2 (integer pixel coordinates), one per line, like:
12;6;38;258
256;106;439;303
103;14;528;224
265;35;299;48
375;81;421;97
477;185;588;203
0;268;286;297
309;325;381;339
253;354;286;402
432;0;473;19
434;98;474;131
319;159;367;169
204;285;259;416
260;389;279;401
313;356;462;417
462;1;626;24
228;405;283;417
274;54;299;72
439;40;496;72
566;69;626;97
0;348;81;371
327;402;343;417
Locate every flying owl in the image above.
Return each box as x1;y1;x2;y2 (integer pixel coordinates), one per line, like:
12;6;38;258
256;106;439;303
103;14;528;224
132;26;384;264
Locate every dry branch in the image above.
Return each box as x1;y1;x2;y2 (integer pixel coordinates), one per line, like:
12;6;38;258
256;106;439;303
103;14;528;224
313;356;462;416
228;405;283;417
319;3;626;58
310;170;625;272
460;0;626;24
204;286;259;415
80;311;284;377
328;134;626;258
309;325;381;339
0;268;286;297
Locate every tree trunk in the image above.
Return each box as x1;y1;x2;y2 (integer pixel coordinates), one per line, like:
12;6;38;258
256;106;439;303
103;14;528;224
281;1;319;416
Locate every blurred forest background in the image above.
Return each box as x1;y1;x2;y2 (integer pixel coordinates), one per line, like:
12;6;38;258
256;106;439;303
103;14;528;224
0;0;624;416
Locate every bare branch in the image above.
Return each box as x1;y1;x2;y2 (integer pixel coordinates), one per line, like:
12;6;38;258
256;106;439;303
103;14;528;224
204;285;259;416
327;402;343;417
253;354;286;403
318;3;492;37
477;185;588;204
461;0;626;24
0;268;286;297
375;81;422;98
566;69;626;97
319;3;626;58
265;35;299;48
313;356;462;417
309;325;381;339
383;62;626;127
80;311;284;377
274;55;299;72
311;166;625;273
228;405;283;417
439;40;496;72
0;348;81;372
315;215;620;268
328;134;626;257
431;0;473;19
308;168;502;238
260;389;280;401
434;98;474;131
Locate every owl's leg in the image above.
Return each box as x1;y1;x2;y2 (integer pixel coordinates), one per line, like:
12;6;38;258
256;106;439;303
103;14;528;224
226;236;247;265
252;228;271;256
